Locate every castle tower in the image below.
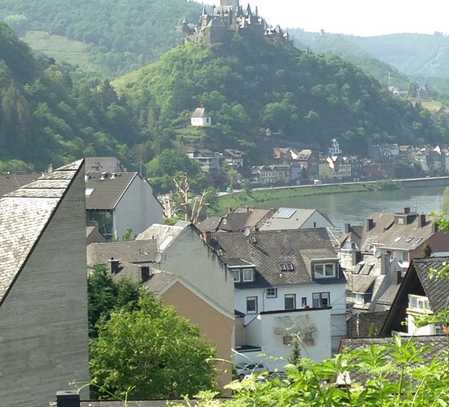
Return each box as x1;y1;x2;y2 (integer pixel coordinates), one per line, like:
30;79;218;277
220;0;239;11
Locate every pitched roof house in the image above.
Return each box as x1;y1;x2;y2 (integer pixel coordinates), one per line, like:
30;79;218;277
86;171;163;240
381;257;449;337
211;228;347;368
0;161;89;407
87;222;235;390
258;207;334;231
341;209;449;312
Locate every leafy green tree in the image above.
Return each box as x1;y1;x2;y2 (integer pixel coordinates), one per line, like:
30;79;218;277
87;265;140;337
90;293;216;400
442;187;449;216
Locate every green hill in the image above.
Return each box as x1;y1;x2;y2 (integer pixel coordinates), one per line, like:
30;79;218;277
115;32;448;160
290;30;449;89
0;0;202;76
0;23;140;170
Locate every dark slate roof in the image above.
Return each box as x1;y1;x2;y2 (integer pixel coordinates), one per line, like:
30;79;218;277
0;173;41;197
360;212;436;252
376;283;401;307
340;335;449;359
0;160;83;304
196;216;222;233
86;226;106;244
339;225;363;249
414;257;449;312
87;240;159;266
213;228;342;287
143;272;178;295
85;172;137;210
218;208;273;232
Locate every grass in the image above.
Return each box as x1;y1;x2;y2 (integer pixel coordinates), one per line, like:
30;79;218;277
214;181;399;214
22;31;103;74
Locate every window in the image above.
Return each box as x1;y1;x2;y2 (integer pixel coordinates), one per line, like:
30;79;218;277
301;297;308;308
313;292;330;308
408;295;430;311
233;270;241;283
314;263;336;279
242;268;255;282
246;297;258;314
141;266;151;282
284;294;296;311
266;288;278;298
280;263;295;272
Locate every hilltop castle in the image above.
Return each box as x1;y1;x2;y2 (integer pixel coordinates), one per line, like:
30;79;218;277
183;0;288;45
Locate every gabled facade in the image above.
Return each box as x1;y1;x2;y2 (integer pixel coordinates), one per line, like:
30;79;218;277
191;107;212;127
259;207;334;231
86;171;164;240
211;228;347;367
0;161;89;407
381;257;449;337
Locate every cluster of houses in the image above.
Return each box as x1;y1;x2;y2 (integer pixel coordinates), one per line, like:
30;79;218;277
188;107;449;187
1;157;449;407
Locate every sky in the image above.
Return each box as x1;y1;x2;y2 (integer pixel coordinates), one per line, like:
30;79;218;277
208;0;448;37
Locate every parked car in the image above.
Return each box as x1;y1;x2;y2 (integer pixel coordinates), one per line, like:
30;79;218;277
235;363;267;379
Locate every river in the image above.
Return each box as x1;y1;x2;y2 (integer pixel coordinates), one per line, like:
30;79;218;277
256;183;449;228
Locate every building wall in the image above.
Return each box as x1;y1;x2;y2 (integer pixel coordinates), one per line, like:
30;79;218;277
302;212;334;229
113;176;163;239
0;166;89;407
191;117;211;127
163;228;235;318
241;309;332;370
161;282;234;389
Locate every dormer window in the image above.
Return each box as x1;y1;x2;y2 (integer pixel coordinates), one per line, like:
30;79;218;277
280;263;295;272
242;268;255;282
314;263;336;279
233;270;241;283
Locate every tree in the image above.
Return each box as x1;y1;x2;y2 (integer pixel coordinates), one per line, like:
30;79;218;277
442;186;449;216
90;293;216;400
87;265;140;337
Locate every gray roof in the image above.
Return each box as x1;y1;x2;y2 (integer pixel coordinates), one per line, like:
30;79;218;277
213;228;342;288
414;257;449;312
87;240;159;266
196;216;222;233
136;222;189;252
347;274;377;294
143;272;178;295
375;283;401;307
86;226;106;244
0;160;83;304
84;157;124;174
218;208;273;232
259;208;333;231
0;173;41;197
340;335;449;360
86;172;137;210
360;212;436;252
191;107;208;118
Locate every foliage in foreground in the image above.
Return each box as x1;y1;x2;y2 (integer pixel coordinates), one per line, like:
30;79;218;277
172;337;449;407
90;292;216;400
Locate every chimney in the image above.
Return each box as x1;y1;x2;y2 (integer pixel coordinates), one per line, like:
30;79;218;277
366;218;374;231
432;222;439;233
380;252;391;275
344;223;351;234
56;391;80;407
109;257;120;274
418;214;426;228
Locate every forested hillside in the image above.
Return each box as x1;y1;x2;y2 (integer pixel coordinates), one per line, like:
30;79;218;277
0;0;202;76
115;31;448;161
0;23;141;170
290;30;449;86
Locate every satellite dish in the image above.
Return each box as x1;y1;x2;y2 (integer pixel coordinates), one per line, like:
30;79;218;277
155;253;162;263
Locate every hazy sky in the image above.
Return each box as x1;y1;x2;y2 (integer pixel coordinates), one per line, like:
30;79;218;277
209;0;448;36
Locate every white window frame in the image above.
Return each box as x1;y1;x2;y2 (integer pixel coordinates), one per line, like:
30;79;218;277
242;268;255;282
312;292;331;308
266;288;277;298
314;263;336;279
246;296;258;314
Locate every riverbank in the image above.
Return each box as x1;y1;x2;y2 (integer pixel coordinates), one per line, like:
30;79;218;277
215;176;449;215
215;180;399;214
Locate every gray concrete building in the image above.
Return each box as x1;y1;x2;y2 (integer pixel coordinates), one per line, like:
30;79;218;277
0;160;89;407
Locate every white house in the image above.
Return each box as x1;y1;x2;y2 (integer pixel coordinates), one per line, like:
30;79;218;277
259;207;334;231
86;171;164;240
212;228;347;369
191;107;212;127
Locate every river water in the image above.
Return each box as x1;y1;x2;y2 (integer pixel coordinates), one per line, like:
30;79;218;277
256;183;449;228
